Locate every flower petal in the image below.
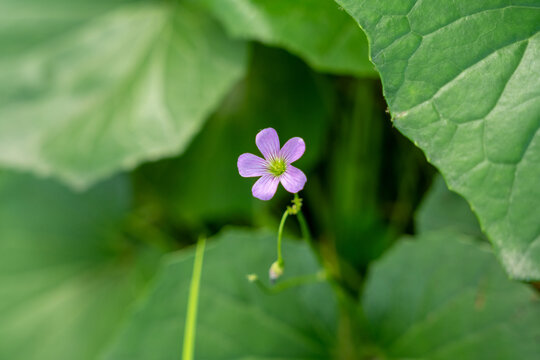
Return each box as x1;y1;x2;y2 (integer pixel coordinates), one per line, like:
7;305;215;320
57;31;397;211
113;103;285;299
252;175;279;201
280;165;307;194
280;137;305;163
238;153;268;177
256;128;280;160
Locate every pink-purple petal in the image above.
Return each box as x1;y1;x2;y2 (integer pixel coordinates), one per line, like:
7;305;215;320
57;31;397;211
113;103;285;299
256;128;280;160
238;153;268;178
252;175;279;201
280;137;305;163
280;165;307;194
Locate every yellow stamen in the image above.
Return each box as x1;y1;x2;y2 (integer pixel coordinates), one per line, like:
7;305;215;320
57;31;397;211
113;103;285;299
268;157;287;177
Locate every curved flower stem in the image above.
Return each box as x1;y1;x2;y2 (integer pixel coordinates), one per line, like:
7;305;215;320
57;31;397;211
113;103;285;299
276;208;289;267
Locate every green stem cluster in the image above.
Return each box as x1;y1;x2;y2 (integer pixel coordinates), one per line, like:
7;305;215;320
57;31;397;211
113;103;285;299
271;193;321;283
274;194;306;271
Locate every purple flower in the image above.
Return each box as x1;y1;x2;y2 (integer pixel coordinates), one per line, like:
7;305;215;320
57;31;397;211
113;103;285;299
238;128;307;201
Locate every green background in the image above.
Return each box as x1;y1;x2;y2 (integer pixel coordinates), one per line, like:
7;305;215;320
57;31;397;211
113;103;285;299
0;0;538;359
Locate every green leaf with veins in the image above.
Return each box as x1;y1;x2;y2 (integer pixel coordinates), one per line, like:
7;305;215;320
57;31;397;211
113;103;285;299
0;172;163;360
194;0;376;76
0;1;246;189
103;229;337;360
363;231;540;359
336;0;540;280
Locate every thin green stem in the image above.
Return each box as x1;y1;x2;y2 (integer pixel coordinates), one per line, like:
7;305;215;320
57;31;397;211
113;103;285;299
276;208;289;266
182;237;206;360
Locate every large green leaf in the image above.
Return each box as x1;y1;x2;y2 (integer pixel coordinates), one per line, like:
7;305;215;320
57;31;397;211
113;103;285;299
103;229;337;359
136;45;333;223
194;0;375;76
0;1;246;189
363;231;540;359
337;0;540;280
0;172;163;360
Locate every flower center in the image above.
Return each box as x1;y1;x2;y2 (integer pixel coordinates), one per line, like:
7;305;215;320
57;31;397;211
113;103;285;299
267;157;287;177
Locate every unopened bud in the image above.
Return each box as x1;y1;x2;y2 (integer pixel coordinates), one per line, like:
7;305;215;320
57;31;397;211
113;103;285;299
269;261;284;283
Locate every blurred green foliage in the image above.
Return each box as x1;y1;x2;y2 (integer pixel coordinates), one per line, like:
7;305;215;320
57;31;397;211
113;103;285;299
0;172;163;360
363;231;540;359
0;0;246;188
192;0;376;76
0;0;539;359
416;175;485;239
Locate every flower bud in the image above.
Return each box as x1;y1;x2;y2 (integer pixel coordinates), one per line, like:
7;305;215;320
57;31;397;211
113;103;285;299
269;261;284;283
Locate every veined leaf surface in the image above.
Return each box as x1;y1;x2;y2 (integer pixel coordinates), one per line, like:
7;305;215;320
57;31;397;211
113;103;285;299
337;0;540;279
